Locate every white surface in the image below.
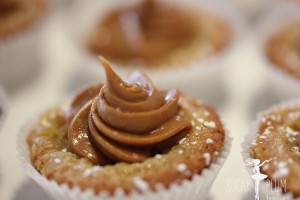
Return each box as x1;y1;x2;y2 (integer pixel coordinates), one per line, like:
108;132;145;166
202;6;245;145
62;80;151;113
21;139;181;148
0;5;299;200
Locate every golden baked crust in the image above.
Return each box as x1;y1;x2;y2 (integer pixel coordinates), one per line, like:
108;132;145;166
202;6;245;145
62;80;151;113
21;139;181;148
266;21;300;79
0;0;45;38
27;94;225;195
251;102;300;197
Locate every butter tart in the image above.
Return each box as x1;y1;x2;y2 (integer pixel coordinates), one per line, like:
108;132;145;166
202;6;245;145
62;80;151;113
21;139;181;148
244;99;300;198
85;0;231;68
20;58;230;199
0;0;44;39
0;0;46;89
266;21;300;81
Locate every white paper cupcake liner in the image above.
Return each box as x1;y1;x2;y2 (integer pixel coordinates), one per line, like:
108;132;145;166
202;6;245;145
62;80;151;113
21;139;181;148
46;0;74;9
0;2;46;90
44;0;78;15
231;0;271;20
268;0;300;9
17;110;232;200
0;85;8;131
242;98;300;200
66;0;244;103
254;5;300;98
231;0;300;21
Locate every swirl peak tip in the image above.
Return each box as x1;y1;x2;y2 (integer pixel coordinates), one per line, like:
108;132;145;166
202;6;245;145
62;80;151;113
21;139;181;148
99;56;111;70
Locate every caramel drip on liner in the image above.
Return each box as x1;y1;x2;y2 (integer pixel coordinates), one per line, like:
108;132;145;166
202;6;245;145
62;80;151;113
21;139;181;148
68;57;192;164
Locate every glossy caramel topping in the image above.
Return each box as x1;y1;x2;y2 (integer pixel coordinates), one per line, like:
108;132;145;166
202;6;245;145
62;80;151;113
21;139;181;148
88;0;201;65
68;58;192;165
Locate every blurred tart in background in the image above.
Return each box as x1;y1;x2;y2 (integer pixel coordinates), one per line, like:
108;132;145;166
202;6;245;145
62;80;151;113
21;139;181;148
0;0;46;90
266;21;300;80
0;0;45;39
87;0;231;68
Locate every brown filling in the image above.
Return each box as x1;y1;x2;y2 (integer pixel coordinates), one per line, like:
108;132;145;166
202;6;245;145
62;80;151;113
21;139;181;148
68;58;192;165
87;0;228;66
0;0;19;15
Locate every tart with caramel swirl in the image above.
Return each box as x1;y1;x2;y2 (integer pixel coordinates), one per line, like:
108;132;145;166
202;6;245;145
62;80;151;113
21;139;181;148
26;58;226;195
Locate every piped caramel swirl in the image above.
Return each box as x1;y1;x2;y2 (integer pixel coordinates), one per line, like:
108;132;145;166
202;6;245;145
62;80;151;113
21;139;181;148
68;58;191;165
